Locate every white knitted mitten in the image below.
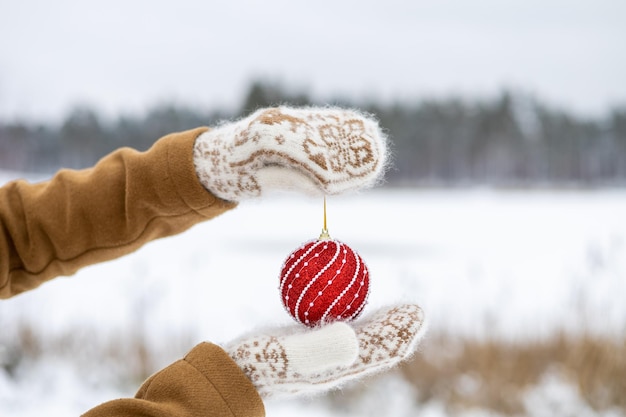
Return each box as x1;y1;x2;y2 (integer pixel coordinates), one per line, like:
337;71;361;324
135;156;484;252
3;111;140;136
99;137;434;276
193;106;388;201
225;304;425;399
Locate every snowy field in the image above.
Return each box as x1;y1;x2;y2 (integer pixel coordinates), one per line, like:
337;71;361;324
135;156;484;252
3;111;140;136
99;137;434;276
1;170;625;416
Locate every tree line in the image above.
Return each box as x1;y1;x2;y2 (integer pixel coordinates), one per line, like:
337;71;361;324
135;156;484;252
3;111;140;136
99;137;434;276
1;80;625;187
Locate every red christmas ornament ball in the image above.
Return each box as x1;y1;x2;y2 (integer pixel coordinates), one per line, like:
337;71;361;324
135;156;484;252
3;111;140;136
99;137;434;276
279;238;370;327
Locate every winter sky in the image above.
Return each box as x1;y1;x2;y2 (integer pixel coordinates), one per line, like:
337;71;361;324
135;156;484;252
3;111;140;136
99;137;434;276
1;0;624;123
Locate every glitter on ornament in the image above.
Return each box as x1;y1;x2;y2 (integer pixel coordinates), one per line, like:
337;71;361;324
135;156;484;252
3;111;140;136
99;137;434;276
279;198;370;327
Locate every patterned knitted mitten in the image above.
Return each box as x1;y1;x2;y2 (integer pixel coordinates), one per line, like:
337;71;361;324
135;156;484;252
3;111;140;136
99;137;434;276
226;304;425;399
193;106;388;201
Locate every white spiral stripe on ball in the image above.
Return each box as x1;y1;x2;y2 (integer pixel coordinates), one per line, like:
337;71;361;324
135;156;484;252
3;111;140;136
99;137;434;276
295;241;341;325
279;240;313;293
279;240;325;324
279;241;319;323
343;264;369;321
306;242;349;322
349;293;368;320
346;266;369;321
321;244;361;322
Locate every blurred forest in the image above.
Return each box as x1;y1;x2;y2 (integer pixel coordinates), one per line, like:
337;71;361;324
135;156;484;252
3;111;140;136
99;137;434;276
1;80;625;187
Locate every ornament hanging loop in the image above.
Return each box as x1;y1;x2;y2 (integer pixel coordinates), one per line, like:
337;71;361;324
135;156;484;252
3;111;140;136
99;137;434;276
319;196;331;240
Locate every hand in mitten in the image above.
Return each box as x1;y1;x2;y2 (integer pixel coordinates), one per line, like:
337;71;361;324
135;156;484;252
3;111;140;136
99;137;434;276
225;303;425;399
193;106;388;201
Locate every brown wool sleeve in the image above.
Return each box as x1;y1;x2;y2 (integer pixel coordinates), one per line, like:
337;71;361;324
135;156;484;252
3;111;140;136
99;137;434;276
0;127;237;298
82;343;265;417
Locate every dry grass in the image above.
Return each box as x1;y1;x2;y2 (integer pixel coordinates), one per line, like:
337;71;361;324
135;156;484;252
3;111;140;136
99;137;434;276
1;320;194;388
402;331;626;414
2;323;625;415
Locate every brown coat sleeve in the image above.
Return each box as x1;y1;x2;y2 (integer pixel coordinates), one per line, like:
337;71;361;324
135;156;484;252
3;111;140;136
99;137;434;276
83;342;265;417
0;127;236;298
0;128;266;416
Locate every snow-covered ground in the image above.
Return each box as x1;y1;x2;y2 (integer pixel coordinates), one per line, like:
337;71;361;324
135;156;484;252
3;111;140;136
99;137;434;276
1;170;625;416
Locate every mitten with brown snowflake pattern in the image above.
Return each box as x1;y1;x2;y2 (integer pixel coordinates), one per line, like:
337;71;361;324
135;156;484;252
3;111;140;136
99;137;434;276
225;303;425;399
193;106;388;201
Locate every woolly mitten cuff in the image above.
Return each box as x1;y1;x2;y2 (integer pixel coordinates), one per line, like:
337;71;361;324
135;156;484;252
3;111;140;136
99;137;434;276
193;106;388;201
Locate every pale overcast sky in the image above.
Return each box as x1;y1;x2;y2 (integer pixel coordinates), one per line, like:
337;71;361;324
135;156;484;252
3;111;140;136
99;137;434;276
1;0;624;122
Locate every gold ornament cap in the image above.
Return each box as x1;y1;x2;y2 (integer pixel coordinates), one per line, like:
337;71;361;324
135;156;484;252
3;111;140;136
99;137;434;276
319;196;331;240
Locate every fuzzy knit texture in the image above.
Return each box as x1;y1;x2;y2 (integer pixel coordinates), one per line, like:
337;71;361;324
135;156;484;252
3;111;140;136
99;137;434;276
226;322;359;398
226;303;425;399
193;106;389;201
